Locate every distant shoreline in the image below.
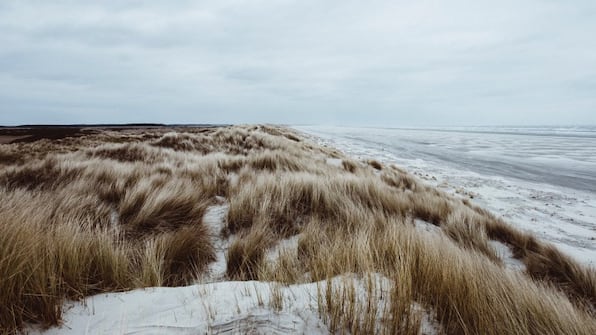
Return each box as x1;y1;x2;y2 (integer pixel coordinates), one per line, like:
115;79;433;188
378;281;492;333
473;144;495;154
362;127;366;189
0;123;230;128
0;124;229;144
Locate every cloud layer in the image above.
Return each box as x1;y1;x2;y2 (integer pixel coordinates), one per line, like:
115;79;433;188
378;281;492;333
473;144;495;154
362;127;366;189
1;0;595;126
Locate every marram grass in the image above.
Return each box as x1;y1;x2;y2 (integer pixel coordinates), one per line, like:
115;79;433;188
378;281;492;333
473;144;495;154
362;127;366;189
0;125;594;334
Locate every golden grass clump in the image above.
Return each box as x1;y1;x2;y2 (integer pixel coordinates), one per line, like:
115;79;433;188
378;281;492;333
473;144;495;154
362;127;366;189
0;191;130;329
226;224;275;280
139;225;216;286
442;209;501;263
0;124;595;334
486;218;596;309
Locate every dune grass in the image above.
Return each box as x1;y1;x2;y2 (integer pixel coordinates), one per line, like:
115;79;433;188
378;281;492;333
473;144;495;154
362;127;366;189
0;125;594;334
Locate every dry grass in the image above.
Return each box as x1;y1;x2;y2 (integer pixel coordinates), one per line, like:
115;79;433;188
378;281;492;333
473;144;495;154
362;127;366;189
0;125;594;334
486;217;596;309
226;224;275;280
442;209;501;263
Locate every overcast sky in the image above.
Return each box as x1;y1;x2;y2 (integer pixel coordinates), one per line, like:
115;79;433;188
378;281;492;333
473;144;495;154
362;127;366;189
1;0;595;126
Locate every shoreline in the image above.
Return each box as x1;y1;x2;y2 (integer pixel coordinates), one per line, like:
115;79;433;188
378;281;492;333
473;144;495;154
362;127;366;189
296;126;596;266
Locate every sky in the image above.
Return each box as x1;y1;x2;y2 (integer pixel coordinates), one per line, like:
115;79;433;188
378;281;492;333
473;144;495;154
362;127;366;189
0;0;595;126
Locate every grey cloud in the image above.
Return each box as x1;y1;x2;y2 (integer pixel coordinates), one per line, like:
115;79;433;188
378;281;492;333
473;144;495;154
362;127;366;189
0;0;595;126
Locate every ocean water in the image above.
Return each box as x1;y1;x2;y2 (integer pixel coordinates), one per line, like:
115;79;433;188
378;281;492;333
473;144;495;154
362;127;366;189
298;126;596;193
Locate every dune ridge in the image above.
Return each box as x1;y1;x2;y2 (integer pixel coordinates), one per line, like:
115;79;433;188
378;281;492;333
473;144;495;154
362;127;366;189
0;125;594;334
